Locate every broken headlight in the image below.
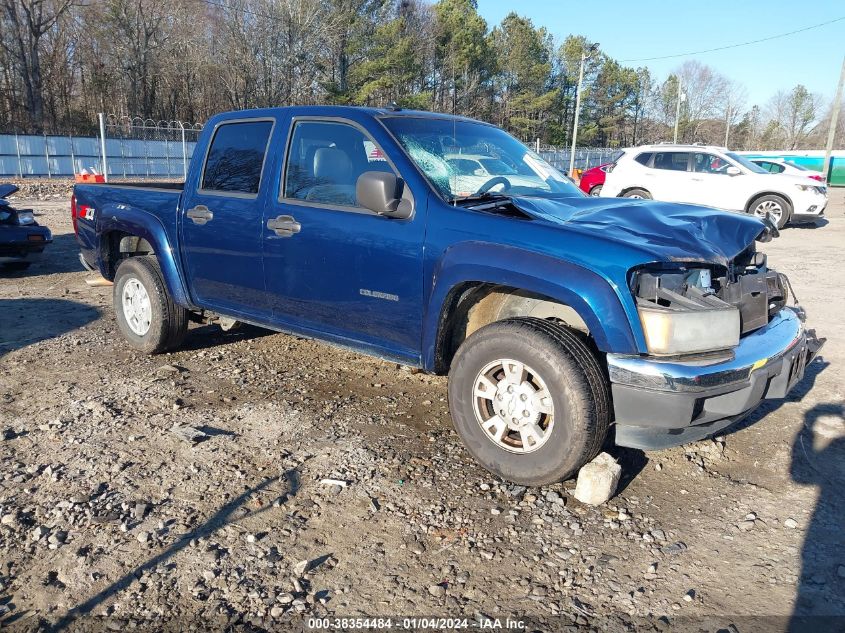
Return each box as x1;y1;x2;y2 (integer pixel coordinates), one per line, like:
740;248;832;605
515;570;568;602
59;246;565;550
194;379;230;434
632;266;740;356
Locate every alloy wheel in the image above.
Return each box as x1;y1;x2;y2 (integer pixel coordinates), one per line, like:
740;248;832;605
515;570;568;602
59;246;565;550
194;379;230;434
471;359;555;454
122;277;152;336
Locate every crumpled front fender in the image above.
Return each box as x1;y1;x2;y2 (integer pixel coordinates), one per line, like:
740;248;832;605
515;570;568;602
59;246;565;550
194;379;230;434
422;242;646;371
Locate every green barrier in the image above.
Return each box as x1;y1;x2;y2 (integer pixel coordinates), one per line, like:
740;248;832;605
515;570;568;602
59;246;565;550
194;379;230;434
828;160;845;186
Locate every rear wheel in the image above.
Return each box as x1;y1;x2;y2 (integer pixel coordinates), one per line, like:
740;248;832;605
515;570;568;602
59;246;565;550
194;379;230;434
750;194;791;229
622;188;651;199
589;185;603;197
447;317;611;485
113;256;188;354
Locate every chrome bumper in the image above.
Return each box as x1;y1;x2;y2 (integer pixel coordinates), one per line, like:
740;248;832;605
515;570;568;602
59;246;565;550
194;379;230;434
607;308;824;449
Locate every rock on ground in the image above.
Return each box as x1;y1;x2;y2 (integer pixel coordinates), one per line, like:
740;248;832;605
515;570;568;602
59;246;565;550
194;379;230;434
573;452;621;506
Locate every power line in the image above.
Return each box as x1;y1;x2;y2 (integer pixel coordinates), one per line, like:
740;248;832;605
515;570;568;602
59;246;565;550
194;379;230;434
192;0;281;21
620;16;845;62
193;1;844;69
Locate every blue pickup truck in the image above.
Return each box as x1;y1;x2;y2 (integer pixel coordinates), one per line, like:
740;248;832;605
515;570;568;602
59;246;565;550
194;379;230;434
72;106;822;485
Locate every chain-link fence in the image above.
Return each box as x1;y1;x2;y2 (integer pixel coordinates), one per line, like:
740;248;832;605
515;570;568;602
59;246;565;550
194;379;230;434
0;115;203;180
533;144;622;173
3;121;620;180
100;116;203;180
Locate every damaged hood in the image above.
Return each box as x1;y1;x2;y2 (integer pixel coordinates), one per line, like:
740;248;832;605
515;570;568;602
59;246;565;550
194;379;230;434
510;195;769;266
0;184;19;199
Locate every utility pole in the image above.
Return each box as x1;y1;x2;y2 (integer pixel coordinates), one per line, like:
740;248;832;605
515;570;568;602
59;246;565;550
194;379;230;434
98;112;109;182
569;43;599;177
822;55;845;184
724;103;731;148
673;82;685;144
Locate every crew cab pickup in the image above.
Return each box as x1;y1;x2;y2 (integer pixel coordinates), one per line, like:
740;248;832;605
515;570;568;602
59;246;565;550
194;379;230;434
72;106;823;485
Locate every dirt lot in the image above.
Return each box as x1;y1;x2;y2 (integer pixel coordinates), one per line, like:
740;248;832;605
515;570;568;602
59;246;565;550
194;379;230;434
1;189;843;632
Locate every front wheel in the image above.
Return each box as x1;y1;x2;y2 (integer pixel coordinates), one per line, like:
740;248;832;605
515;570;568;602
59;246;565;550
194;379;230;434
750;194;791;229
447;318;611;486
114;256;188;354
622;188;652;199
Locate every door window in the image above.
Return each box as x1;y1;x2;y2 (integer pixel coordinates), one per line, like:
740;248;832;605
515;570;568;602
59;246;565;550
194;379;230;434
652;152;690;171
283;120;394;208
201;120;274;195
634;152;653;166
693;153;731;174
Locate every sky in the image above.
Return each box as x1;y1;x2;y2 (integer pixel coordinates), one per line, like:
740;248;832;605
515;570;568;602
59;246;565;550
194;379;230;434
476;0;845;108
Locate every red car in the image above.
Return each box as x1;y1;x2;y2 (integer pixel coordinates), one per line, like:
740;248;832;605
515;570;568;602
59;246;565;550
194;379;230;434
579;163;609;196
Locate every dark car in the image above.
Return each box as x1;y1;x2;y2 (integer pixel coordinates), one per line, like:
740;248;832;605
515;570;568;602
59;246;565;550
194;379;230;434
0;184;52;271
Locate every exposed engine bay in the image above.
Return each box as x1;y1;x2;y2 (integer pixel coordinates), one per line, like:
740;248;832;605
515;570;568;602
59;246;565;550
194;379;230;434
633;243;790;338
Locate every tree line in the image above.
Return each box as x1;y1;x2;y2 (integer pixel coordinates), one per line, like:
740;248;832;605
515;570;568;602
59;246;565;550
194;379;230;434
1;0;842;150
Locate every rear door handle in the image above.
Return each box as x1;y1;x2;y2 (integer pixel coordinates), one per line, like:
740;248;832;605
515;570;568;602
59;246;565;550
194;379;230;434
186;205;213;225
691;177;703;182
267;214;301;237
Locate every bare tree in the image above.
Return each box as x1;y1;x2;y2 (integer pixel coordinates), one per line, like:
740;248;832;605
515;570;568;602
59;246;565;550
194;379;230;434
0;0;75;131
0;0;839;152
766;84;822;149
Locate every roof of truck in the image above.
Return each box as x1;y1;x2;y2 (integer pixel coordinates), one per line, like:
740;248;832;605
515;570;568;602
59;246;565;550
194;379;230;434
208;105;485;126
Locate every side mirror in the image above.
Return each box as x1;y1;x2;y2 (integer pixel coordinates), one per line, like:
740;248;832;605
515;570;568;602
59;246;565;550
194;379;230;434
356;171;412;219
726;166;741;176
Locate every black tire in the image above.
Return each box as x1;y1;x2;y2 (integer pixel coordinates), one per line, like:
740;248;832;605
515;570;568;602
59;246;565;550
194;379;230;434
447;317;611;486
622;188;652;199
113;256;188;354
748;194;791;229
2;261;31;271
589;184;603;197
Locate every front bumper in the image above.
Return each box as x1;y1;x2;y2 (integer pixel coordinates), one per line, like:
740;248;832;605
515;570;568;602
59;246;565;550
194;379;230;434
607;307;824;450
792;189;828;219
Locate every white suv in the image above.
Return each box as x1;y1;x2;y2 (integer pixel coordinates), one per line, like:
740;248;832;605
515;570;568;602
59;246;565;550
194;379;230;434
600;144;828;228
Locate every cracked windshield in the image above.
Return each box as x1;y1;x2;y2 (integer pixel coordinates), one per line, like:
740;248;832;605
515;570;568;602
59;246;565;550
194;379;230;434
382;117;583;201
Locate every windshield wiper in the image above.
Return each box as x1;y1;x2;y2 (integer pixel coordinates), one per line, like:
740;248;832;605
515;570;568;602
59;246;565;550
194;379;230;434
449;191;513;205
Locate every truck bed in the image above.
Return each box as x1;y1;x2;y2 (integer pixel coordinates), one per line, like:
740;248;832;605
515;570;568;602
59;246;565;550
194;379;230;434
96;181;184;190
73;182;184;274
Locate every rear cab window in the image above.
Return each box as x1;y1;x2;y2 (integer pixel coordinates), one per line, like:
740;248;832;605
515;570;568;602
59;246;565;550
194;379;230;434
200;120;274;196
282;119;395;209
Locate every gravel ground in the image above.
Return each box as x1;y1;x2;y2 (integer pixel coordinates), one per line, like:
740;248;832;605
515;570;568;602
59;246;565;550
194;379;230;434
1;189;843;631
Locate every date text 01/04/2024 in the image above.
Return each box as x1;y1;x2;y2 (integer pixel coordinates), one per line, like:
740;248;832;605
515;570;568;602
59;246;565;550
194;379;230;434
306;617;526;630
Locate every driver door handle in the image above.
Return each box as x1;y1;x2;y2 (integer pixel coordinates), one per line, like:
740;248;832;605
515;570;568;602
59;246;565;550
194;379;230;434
267;214;301;237
186;205;213;225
